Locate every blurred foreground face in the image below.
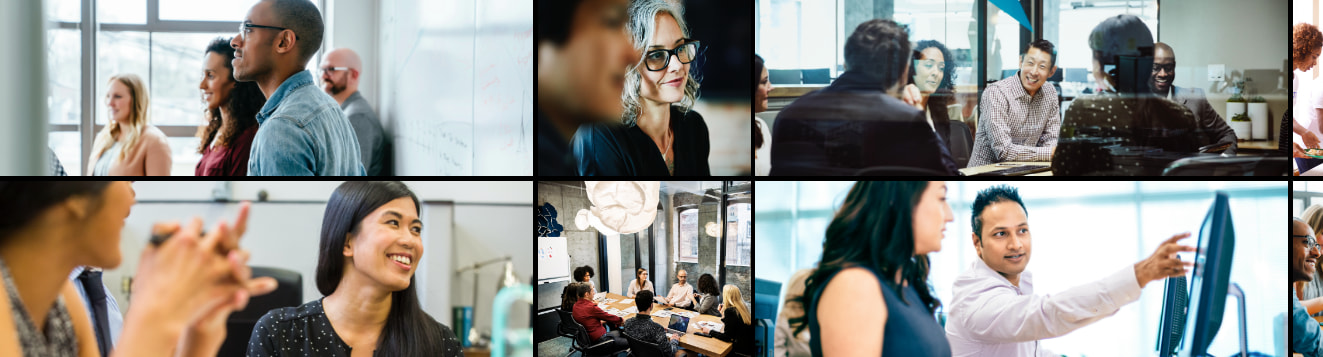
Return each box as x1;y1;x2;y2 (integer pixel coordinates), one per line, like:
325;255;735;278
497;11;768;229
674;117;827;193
539;0;639;122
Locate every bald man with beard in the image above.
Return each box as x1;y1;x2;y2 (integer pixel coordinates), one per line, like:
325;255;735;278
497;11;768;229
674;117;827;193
322;48;389;175
1150;42;1238;154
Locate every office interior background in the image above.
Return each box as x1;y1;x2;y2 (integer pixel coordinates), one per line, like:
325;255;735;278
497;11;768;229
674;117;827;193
1;0;532;176
755;181;1286;356
112;181;532;352
755;0;1288;152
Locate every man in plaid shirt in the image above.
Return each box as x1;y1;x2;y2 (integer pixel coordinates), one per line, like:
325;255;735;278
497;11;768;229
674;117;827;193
968;39;1061;168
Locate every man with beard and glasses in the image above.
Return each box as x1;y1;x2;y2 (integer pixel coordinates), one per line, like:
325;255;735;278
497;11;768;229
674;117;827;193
946;185;1195;356
321;48;388;176
1294;218;1323;356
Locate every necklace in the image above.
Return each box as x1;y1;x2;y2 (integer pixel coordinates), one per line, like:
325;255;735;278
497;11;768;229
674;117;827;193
660;128;673;175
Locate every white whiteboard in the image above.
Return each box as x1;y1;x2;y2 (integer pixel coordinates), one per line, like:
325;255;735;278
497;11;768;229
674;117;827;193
538;236;570;281
380;0;532;175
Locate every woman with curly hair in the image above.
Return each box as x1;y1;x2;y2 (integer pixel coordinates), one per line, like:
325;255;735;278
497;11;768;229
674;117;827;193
195;37;266;176
906;40;968;167
1293;23;1323;166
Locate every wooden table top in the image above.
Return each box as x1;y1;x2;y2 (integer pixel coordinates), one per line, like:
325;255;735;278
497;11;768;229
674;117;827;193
598;292;733;357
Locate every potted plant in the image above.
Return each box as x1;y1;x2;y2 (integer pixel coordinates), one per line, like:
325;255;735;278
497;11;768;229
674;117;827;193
1248;95;1268;140
1225;79;1246;122
1229;112;1251;141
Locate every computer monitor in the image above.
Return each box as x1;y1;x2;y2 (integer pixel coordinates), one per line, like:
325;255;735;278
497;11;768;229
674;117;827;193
1154;275;1187;356
1177;191;1235;357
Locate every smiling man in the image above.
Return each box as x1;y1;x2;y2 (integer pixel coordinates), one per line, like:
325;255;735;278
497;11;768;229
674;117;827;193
945;185;1195;356
1150;42;1238;155
967;40;1061;168
1293;218;1323;356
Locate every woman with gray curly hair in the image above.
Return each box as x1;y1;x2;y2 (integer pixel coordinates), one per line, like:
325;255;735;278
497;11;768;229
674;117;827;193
572;0;711;176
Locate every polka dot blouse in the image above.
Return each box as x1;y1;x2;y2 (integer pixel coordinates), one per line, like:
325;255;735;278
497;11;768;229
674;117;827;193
247;298;464;357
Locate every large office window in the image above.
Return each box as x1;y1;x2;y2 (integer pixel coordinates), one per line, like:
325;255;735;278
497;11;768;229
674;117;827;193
47;0;322;176
676;207;699;263
756;181;1284;356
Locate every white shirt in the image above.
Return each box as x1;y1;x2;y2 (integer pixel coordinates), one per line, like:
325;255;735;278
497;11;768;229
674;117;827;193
664;282;694;307
755;117;772;176
1295;70;1323;150
945;258;1142;357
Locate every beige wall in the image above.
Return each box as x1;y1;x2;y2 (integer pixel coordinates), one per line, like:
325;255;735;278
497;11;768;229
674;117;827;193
1159;0;1288;140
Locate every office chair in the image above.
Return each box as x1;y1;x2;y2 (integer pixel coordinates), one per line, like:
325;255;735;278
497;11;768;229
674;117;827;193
560;308;629;357
948;121;974;168
768;69;801;85
623;332;667;357
217;267;302;356
801;68;830;84
556;307;578;340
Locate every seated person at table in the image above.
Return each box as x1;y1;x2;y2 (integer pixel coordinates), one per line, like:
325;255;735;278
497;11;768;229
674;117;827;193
770;19;957;176
1150;42;1237;154
694;273;721;316
1054;15;1207;175
967;39;1060;168
628;267;655;298
701;284;754;355
623;290;691;357
574;265;597;295
661;269;695;308
570;282;628;349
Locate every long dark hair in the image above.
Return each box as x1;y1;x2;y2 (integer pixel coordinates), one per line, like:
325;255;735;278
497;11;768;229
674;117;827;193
316;181;445;356
753;54;765;150
790;181;941;336
0;182;112;240
196;36;265;154
909;40;956;144
562;282;585;311
696;273;718;295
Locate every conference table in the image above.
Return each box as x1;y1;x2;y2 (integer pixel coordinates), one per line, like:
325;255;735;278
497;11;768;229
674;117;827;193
596;292;733;357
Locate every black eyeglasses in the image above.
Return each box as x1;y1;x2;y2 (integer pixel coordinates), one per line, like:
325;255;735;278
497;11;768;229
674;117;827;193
1152;63;1175;73
1297;235;1321;250
239;23;298;41
643;40;700;72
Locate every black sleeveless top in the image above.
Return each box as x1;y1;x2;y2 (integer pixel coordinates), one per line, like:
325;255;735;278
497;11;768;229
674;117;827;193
806;266;951;357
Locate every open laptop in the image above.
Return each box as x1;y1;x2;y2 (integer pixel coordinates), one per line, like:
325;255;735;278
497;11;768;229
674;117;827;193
665;314;690;335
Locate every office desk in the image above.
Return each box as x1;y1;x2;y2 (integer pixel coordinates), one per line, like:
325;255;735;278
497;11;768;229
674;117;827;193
959;162;1053;176
598;292;733;357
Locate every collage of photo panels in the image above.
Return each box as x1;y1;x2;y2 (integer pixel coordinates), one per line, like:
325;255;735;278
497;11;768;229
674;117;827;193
537;0;1299;177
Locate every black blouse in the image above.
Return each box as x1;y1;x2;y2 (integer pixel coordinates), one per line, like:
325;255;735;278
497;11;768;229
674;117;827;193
572;106;711;176
247;299;464;357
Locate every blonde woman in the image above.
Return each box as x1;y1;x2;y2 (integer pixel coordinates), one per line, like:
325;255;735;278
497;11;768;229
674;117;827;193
88;74;172;176
572;0;710;176
700;284;753;355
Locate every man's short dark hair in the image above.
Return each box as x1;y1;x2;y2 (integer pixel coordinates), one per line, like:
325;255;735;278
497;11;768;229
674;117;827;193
635;290;654;311
844;19;910;89
971;185;1028;242
269;0;324;65
537;0;586;46
1024;39;1056;68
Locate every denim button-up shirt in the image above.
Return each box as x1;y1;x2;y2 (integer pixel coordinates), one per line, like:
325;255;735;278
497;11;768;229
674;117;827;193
248;70;365;176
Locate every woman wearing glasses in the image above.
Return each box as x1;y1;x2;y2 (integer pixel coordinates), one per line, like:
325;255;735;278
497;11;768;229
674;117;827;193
905;40;969;168
573;0;710;176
